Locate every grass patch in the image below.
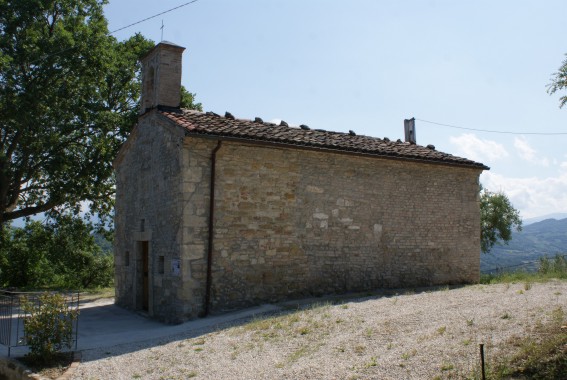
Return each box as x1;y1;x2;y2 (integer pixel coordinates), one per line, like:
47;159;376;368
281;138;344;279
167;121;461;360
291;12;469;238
473;306;567;379
79;287;115;301
481;271;536;284
481;254;567;284
236;312;301;339
353;345;366;354
440;362;454;371
364;356;378;368
401;349;416;360
235;304;338;342
288;345;310;362
285;343;324;365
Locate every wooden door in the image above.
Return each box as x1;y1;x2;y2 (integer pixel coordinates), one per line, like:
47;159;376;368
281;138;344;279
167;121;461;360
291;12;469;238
142;241;149;311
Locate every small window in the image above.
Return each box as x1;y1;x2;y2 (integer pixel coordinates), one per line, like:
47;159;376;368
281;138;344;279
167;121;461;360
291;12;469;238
158;256;165;274
125;251;130;267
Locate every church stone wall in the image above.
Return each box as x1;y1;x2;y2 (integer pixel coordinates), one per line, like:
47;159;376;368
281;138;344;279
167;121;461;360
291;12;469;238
115;118;481;322
183;138;481;314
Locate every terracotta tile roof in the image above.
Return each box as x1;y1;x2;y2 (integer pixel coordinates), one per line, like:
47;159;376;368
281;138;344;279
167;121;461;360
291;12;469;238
158;108;489;170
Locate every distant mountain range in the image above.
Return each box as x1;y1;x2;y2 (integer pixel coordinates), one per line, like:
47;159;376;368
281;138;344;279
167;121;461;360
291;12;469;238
481;218;567;273
523;213;567;225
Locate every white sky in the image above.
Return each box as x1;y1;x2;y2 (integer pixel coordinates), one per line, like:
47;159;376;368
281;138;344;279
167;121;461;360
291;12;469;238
105;0;567;219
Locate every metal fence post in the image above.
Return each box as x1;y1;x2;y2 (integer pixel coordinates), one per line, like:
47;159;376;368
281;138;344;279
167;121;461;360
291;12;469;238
480;343;486;380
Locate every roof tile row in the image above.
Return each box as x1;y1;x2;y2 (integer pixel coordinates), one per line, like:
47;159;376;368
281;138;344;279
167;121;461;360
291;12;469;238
158;108;488;169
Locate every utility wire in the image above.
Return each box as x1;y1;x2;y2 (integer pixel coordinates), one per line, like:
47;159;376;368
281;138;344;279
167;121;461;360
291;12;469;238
416;118;567;136
109;0;199;34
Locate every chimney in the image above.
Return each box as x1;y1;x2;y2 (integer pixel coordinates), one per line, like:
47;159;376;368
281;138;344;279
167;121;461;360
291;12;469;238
140;41;186;114
404;118;416;144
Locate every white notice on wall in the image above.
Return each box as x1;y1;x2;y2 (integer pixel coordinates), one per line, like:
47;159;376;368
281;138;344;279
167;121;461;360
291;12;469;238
171;258;181;276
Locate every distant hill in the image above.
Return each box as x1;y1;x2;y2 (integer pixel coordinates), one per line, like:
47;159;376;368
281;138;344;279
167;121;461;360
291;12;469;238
523;213;567;225
481;218;567;273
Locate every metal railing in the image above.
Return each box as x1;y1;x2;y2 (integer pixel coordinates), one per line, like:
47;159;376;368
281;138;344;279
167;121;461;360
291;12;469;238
0;290;80;357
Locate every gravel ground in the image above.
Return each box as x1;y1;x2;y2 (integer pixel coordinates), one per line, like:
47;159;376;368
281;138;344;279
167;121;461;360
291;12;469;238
73;281;567;379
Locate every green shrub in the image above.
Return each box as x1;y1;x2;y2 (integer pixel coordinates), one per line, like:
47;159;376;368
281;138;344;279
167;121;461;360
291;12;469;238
539;255;567;278
21;293;79;364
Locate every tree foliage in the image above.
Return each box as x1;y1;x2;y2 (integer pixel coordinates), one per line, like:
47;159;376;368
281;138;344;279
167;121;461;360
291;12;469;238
181;85;202;111
0;0;200;229
0;216;113;289
548;53;567;108
480;186;522;253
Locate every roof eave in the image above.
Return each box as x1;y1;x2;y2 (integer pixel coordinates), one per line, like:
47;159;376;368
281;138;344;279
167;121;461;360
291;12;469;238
182;130;489;171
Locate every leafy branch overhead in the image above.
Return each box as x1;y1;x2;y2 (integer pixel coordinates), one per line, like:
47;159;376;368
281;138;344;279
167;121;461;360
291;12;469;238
0;0;201;229
548;53;567;108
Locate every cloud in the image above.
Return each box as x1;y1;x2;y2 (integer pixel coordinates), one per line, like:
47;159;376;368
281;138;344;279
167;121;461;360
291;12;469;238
513;136;549;166
481;169;567;219
449;133;508;162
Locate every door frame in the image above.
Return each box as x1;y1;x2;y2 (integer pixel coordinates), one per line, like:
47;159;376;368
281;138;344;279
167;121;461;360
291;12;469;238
135;240;152;314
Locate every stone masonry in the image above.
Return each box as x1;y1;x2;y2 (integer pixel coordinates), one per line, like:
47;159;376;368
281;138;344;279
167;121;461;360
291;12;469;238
114;116;189;322
186;137;481;313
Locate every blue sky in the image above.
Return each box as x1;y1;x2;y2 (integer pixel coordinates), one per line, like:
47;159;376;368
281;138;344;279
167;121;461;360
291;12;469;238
105;0;567;219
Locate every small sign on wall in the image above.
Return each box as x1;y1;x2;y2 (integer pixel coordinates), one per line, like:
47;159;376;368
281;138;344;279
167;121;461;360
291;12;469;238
171;258;181;276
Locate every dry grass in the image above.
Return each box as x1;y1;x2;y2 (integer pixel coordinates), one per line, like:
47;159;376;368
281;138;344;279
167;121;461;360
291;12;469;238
79;287;115;302
473;306;567;379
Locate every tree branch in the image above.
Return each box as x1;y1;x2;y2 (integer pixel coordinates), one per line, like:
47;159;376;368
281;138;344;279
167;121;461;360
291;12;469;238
4;199;59;221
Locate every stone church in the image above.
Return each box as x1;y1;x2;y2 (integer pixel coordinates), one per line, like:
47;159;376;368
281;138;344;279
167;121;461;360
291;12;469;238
114;41;488;323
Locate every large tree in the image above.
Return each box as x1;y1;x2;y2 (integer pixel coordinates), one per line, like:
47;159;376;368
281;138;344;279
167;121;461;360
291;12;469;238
0;0;200;230
480;186;522;254
0;215;113;289
548;53;567;108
